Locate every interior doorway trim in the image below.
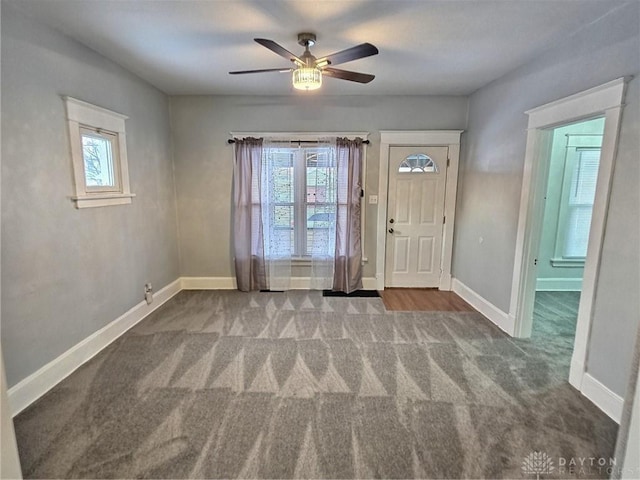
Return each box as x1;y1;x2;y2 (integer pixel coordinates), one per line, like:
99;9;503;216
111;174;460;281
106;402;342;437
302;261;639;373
508;78;627;391
376;130;463;291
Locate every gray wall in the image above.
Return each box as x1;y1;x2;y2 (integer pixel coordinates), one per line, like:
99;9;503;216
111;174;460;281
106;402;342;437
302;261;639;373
455;2;639;396
1;4;24;465
1;5;180;387
170;95;468;279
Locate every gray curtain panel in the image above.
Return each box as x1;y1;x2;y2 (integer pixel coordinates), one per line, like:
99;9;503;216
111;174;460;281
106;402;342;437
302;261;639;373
333;137;364;293
233;137;267;291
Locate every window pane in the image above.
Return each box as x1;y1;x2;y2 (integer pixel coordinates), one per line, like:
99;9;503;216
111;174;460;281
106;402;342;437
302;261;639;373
563;148;600;258
306;204;336;255
307;204;335;227
307;149;329;167
274;205;293;228
306;148;336;204
264;149;296;257
307;168;336;203
564;206;592;257
269;205;294;256
570;149;599;205
271;150;295;168
399;154;437;173
270;151;294;203
82;133;115;187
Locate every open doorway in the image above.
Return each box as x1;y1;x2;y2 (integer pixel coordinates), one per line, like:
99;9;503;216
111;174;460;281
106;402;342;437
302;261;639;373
509;78;626;413
532;117;605;377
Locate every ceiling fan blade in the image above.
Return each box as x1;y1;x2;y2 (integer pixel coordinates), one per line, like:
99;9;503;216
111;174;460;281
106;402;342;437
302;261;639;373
316;43;378;67
322;67;375;84
254;38;304;65
229;68;293;75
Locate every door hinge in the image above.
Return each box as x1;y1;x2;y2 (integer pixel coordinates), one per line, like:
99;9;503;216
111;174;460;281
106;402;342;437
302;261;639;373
447;158;450;167
443;216;446;224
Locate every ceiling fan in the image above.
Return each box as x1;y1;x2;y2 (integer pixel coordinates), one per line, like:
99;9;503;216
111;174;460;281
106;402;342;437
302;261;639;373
229;33;378;91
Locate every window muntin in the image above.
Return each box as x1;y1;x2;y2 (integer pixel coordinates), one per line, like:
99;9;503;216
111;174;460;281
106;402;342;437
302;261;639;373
398;153;437;173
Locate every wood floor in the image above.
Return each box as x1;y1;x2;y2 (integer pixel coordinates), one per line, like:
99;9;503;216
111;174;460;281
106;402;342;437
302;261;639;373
379;288;476;312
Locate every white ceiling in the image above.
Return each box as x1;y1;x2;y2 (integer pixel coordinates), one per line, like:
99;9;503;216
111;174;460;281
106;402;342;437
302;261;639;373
7;0;629;96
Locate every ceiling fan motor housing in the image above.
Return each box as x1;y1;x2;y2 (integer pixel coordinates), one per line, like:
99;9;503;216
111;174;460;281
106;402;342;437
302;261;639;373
297;32;316;47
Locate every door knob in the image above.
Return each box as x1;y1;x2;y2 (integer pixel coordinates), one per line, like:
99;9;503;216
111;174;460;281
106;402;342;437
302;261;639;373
388;228;394;234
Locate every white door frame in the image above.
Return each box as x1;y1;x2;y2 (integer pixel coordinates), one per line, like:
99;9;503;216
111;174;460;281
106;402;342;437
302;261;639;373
376;131;463;291
508;78;627;392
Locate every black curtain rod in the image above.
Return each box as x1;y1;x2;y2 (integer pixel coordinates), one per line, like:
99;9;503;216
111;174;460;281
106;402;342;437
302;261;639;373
227;138;369;145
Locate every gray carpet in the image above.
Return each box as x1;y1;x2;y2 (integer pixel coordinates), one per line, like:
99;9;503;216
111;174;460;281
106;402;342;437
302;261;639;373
14;290;617;479
533;291;580;335
531;291;581;381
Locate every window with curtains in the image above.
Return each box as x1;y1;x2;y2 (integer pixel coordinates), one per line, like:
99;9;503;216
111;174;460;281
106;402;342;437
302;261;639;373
553;147;601;263
265;146;338;258
233;135;365;293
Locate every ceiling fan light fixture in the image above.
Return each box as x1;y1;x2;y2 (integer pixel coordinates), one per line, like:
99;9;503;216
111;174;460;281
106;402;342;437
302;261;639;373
231;34;377;90
292;67;322;91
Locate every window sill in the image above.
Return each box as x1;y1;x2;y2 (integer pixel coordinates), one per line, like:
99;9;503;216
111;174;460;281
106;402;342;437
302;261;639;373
71;193;136;209
290;257;368;266
550;257;585;268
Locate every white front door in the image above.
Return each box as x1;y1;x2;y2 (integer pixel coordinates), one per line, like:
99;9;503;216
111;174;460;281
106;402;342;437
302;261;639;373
385;146;448;287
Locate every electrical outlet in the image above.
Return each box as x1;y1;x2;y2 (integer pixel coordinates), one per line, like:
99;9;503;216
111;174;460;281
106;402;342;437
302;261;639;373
369;195;378;205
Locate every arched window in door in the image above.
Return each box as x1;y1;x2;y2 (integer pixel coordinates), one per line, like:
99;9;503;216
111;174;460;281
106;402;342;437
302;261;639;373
398;153;438;173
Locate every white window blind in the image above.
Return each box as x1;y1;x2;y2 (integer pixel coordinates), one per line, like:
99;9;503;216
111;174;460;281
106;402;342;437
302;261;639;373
563;148;600;258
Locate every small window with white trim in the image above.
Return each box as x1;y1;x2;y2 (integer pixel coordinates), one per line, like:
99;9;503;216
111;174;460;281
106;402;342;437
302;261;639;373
64;96;134;208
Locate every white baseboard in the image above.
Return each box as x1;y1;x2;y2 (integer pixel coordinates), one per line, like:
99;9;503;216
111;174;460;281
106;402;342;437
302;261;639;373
8;279;182;417
9;274;378;416
580;372;624;423
7;273;625;427
451;279;622;423
181;276;237;290
452;278;514;335
362;277;377;290
181;276;378;291
536;277;583;291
